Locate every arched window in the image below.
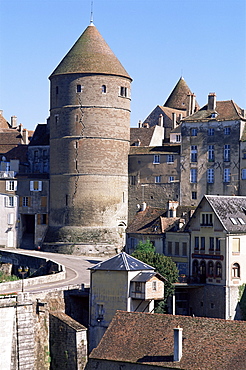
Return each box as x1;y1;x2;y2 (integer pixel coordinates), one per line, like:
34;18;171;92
215;262;222;278
208;261;214;277
200;261;206;283
192;260;199;276
102;85;106;93
232;263;240;278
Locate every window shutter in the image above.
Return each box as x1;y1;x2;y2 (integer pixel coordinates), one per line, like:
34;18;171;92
28;197;31;207
14;181;17;191
38;181;42;191
37;214;41;225
14;197;17;207
8;213;14;225
6;181;9;191
19;197;23;207
30;181;34;191
4;197;8;207
41;196;47;207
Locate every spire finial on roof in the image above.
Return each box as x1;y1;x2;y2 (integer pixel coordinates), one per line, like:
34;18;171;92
90;0;94;26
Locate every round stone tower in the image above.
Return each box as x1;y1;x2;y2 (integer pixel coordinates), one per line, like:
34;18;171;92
44;22;132;255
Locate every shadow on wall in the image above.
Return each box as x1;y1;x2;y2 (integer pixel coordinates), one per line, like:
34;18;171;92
239;284;246;320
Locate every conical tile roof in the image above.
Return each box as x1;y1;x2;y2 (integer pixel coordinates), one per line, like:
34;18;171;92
90;252;155;271
50;23;131;80
164;77;199;111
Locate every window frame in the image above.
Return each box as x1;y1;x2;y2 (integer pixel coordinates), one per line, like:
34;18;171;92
190;145;197;162
153;155;160;164
223;168;230;183
190;168;197;183
208;145;214;162
167;154;174;163
155;176;161;183
224;144;230;162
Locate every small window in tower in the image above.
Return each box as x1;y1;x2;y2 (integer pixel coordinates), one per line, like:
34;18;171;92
120;86;127;97
102;85;106;93
77;84;82;93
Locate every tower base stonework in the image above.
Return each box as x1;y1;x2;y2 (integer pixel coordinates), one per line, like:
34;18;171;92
43;226;125;256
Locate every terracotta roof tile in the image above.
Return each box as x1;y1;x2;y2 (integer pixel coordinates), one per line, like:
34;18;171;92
90;311;246;370
126;206;166;234
183;100;245;122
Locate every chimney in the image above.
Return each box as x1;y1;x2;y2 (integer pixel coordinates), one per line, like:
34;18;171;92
22;129;29;144
138;120;142;128
141;202;147;212
158;114;164;127
174;327;183;362
0;110;3;116
208;93;216;111
179;113;183;122
187;93;196;116
11;116;17;128
172;113;177;129
18;123;23;135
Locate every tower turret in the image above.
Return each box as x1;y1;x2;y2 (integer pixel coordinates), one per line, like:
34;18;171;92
44;23;132;255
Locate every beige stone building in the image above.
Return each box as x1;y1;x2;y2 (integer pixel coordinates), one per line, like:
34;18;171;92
184;195;246;319
89;252;165;350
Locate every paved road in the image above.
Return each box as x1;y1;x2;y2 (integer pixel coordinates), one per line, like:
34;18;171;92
0;249;107;293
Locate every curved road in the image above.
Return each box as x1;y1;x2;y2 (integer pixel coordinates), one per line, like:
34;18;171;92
0;249;107;293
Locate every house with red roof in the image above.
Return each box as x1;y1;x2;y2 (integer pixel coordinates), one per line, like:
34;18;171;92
86;310;246;370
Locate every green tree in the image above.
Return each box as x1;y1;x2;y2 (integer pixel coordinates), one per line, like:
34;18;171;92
132;240;178;312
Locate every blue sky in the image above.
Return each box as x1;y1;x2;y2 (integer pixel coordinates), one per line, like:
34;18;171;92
0;0;245;131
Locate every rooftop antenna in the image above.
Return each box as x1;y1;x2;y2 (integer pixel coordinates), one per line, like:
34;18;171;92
90;1;94;25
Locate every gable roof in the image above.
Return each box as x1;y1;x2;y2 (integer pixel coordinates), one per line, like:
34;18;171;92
126;206;166;235
50;23;131;80
90;252;155;271
29;124;49;146
90;311;246;370
204;195;246;233
183;100;245;122
164;77;200;111
130;126;157;146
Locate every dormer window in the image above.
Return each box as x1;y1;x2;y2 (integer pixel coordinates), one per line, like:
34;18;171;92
211;112;218;118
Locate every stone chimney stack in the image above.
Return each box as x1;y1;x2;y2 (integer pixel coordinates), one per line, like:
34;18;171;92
172;113;177;129
208;93;216;111
187;93;196;116
158;114;164;127
11;116;17;128
174;327;183;362
138;120;142;128
22;129;29;144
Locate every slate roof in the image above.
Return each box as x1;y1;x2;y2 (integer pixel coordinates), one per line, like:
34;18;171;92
90;252;155;271
90;311;246;370
129;145;180;155
164;77;200;111
29;124;49;146
183;100;245;122
131;271;166;283
204;195;246;233
50;23;131;80
130;127;156;146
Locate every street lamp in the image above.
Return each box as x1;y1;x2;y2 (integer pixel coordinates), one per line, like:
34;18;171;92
18;266;29;292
